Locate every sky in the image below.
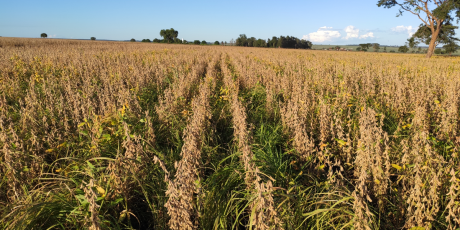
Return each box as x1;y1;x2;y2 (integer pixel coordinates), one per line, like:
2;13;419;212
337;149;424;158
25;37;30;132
0;0;455;46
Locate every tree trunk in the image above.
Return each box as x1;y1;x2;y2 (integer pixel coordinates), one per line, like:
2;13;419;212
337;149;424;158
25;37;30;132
426;28;441;58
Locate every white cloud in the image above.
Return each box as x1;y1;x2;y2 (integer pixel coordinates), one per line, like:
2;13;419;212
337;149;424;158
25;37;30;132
49;34;57;38
343;26;359;40
392;25;417;37
359;32;374;39
302;26;341;43
303;25;376;43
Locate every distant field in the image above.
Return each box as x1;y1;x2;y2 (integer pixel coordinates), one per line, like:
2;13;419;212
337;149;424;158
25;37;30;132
312;44;459;55
313;44;417;53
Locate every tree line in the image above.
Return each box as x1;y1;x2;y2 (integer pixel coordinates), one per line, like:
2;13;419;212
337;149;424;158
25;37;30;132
130;28;227;45
235;34;312;49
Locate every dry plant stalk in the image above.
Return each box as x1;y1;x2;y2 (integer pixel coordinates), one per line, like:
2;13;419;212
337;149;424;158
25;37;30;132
224;59;282;230
446;168;460;229
401;106;444;229
2;37;460;229
353;107;390;230
165;68;213;230
81;179;101;230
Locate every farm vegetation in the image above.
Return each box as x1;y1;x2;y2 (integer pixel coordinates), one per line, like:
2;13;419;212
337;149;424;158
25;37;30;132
1;37;460;229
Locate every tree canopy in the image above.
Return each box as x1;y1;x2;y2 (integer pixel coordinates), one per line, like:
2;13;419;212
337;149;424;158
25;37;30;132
236;34;311;49
399;45;409;53
372;43;380;52
443;40;460;53
359;43;372;50
412;21;459;48
41;33;47;38
160;28;179;43
406;37;419;51
90;37;96;41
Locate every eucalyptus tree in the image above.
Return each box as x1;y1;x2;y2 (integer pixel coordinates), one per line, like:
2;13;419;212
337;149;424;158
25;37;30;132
412;21;459;52
377;0;460;58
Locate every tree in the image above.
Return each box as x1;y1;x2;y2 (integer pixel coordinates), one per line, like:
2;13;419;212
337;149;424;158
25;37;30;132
194;40;200;45
142;39;151;42
377;0;460;58
399;45;409;53
356;47;362;51
412;21;459;51
384;46;387;52
41;33;47;38
406;37;419;52
247;37;256;47
214;41;220;45
435;48;443;54
153;38;160;43
373;43;381;52
443;40;459;54
201;40;207;45
90;37;96;41
254;39;267;47
159;28;178;43
359;43;371;50
268;36;279;48
236;34;248;46
130;38;136;42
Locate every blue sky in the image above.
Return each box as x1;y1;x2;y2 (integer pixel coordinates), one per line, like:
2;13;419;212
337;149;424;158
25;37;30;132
0;0;452;45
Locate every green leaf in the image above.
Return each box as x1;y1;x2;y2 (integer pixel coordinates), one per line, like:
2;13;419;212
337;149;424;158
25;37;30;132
87;161;95;171
79;130;88;136
335;138;347;146
392;164;402;171
75;194;89;206
102;134;111;140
